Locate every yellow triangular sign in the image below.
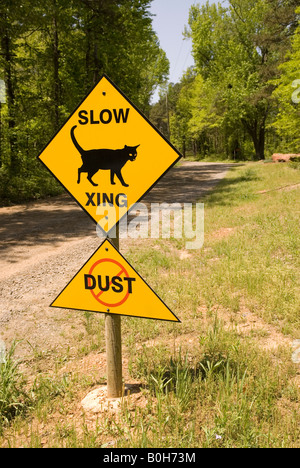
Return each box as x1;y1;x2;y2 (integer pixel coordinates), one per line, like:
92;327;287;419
51;239;180;322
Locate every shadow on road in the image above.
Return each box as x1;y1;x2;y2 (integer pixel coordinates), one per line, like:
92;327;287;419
142;162;238;204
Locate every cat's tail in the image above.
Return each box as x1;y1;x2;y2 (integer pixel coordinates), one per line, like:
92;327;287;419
71;125;84;156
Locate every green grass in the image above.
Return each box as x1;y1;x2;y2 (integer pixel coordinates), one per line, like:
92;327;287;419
0;342;32;428
193;164;300;335
1;162;299;447
113;317;299;448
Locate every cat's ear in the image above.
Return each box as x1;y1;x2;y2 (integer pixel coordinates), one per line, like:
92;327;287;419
135;145;140;149
124;145;128;148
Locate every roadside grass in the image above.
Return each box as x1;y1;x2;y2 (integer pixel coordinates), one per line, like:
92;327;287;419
194;163;300;335
0;162;299;447
120;321;299;448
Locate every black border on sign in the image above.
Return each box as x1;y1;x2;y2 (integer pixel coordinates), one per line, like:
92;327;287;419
37;74;183;236
50;238;181;323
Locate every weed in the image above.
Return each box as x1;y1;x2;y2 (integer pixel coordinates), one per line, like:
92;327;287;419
0;341;32;430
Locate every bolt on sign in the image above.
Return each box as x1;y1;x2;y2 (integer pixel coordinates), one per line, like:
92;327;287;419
38;74;182;235
51;239;180;322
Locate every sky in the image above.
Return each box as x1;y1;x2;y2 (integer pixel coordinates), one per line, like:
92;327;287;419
150;0;197;89
150;0;225;102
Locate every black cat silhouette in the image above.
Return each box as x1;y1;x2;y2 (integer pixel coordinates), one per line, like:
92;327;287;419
71;125;140;187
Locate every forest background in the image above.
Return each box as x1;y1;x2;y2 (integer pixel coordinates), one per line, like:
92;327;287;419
0;0;299;204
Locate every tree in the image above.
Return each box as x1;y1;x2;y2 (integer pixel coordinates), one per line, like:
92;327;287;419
188;74;226;158
185;0;298;160
149;81;182;140
0;0;169;202
0;1;24;172
73;0;168;112
271;7;300;151
169;70;195;157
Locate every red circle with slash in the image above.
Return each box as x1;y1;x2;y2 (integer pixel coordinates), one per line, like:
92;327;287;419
88;258;130;308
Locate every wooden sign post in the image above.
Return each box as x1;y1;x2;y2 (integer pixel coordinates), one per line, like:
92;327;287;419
105;226;123;398
105;311;122;398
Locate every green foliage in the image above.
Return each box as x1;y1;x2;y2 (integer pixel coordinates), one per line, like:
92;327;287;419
0;0;169;205
153;0;299;161
271;7;300;151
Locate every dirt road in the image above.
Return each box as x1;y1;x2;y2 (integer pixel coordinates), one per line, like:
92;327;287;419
0;162;233;357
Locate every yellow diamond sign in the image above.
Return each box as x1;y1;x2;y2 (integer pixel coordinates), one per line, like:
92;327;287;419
51;239;180;322
38;75;182;234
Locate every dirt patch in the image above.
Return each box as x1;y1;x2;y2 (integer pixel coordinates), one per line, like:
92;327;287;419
81;383;145;415
230;307;293;351
211;227;236;240
256;183;300;194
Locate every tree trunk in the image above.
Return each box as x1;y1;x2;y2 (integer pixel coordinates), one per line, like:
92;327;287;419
242;117;266;161
253;126;265;160
85;22;103;85
182;137;186;158
0;102;2;168
85;26;92;85
165;92;170;140
193;139;197;157
1;29;18;173
52;0;61;130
